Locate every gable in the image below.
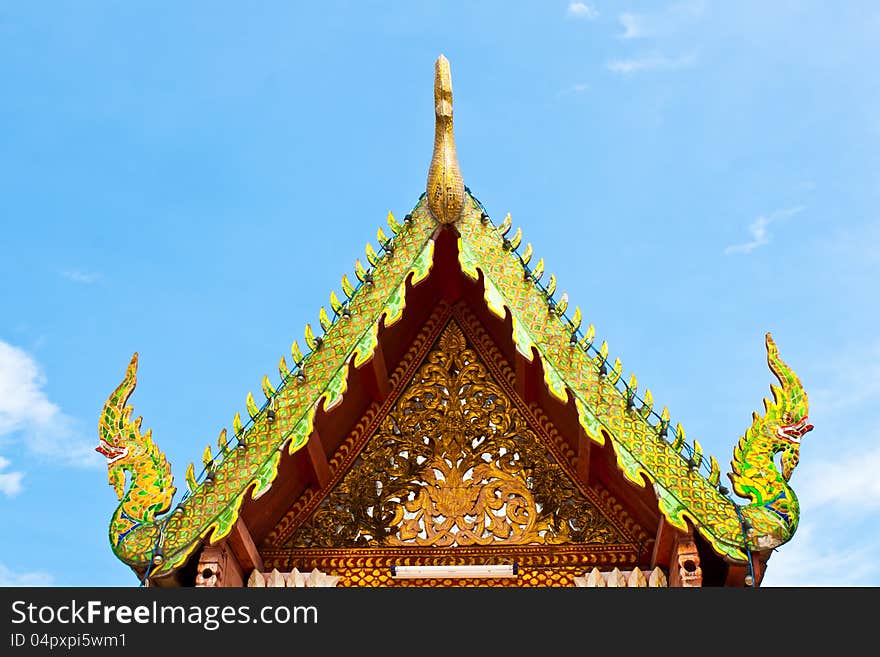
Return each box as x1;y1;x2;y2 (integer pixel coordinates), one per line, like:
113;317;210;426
259;306;652;585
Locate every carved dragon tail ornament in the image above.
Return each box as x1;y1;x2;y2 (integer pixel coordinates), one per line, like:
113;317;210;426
97;353;175;562
728;334;813;551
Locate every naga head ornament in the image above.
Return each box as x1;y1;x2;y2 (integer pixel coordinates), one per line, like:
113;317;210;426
97;353;175;547
764;333;813;481
727;333;814;550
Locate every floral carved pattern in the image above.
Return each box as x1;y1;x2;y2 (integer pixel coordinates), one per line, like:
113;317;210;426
287;320;625;549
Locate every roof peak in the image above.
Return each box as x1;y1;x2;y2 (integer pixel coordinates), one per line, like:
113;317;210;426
426;55;465;224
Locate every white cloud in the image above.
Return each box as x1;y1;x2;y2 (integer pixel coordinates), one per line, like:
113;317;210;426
724;206;804;254
0;341;59;435
567;2;599;20
795;446;880;512
60;269;101;284
619;12;649;39
0;562;54;587
0;340;101;468
0;456;23;496
761;523;880;586
607;52;696;75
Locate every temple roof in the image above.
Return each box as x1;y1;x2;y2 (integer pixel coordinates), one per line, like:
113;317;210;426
98;56;813;583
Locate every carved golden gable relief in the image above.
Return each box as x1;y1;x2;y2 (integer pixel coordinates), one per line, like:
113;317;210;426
287;320;626;549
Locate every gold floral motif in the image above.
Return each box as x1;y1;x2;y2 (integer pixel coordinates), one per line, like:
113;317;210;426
289;321;623;548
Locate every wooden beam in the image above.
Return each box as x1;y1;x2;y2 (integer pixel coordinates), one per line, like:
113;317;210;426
650;517;678;570
359;340;391;402
576;427;591;487
724;563;748;587
306;427;331;488
752;550;769;586
370;340;391;400
725;550;768;587
515;351;537;404
228;518;264;574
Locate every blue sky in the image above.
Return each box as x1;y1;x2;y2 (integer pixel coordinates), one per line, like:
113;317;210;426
1;1;877;587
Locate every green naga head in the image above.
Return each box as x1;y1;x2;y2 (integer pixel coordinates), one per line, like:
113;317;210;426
729;333;814;549
97;353;175;546
764;333;814;481
96;354;141;497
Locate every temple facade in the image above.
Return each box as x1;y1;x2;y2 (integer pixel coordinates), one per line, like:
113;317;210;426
97;56;814;588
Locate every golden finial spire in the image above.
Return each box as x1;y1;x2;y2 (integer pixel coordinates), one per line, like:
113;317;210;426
426;55;465;224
